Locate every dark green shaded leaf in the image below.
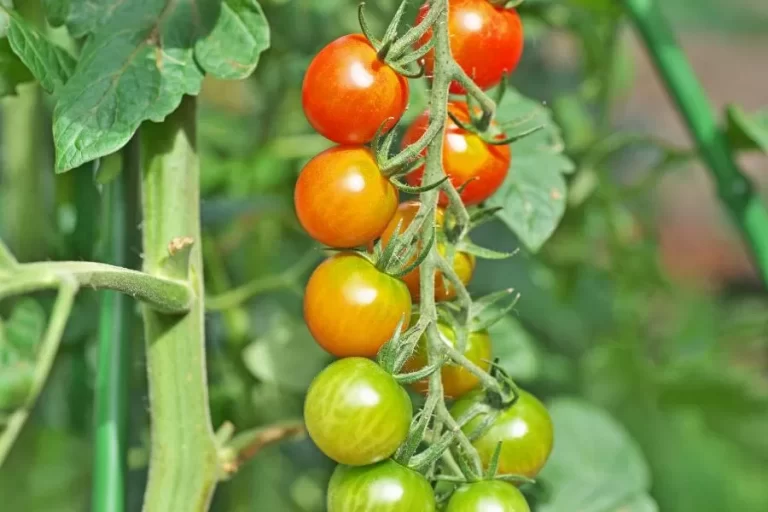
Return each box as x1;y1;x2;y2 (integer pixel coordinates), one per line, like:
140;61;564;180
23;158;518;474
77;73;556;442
42;0;70;28
488;314;539;381
539;399;655;512
195;0;270;80
490;88;574;252
0;37;33;97
4;9;76;94
726;104;768;153
52;0;220;172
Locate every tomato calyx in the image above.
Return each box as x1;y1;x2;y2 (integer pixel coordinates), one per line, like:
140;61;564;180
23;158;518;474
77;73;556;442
488;0;527;9
357;1;435;79
448;100;544;147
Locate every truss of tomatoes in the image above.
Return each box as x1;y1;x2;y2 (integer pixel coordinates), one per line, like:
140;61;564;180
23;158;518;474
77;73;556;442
294;1;552;510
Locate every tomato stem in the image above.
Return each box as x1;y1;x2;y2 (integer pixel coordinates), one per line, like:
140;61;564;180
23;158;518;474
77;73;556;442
139;96;220;512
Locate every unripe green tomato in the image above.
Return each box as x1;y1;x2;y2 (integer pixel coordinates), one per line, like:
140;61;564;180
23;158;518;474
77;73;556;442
327;459;436;511
304;358;412;466
445;480;530;512
451;390;553;479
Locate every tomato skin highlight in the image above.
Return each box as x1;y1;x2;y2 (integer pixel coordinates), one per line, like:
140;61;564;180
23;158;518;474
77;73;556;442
402;322;491;398
380;201;476;301
302;34;410;145
295;146;398;248
305;358;412;466
327;459;437;511
304;252;412;357
445;480;530;512
418;0;524;93
451;389;554;479
403;104;510;206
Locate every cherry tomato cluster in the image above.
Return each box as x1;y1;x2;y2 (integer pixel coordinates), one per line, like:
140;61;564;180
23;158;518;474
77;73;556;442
296;1;552;510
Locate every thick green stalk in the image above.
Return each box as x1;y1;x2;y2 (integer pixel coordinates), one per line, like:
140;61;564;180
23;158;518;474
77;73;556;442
623;0;768;284
0;84;48;261
140;97;219;512
93;140;139;512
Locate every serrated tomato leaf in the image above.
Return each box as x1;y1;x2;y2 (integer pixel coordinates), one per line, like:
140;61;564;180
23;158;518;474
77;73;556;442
538;399;657;512
195;0;270;80
52;0;221;172
4;9;75;94
489;88;574;252
726;104;768;153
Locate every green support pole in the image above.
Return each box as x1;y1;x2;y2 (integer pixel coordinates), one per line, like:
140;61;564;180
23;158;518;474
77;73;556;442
623;0;768;284
92;139;139;512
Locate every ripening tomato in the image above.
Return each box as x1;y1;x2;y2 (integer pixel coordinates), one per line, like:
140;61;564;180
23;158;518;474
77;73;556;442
418;0;524;93
401;321;491;398
302;34;410;145
445;480;530;512
451;389;554;479
380;201;475;301
304;252;412;357
328;459;436;511
305;358;412;466
403;104;510;206
295;146;398;248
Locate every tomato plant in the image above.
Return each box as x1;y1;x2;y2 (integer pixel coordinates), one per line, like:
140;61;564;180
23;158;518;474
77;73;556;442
302;34;410;145
304;358;412;466
401;321;491;398
403;103;511;206
445;480;530;512
303;252;412;357
379;201;475;301
295;146;399;248
327;459;436;511
418;0;524;93
452;389;554;479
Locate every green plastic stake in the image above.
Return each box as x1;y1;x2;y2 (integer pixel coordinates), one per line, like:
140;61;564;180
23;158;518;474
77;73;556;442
622;0;768;284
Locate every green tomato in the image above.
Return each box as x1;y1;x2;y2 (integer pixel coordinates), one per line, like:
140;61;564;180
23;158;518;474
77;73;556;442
451;389;553;479
304;358;412;466
328;459;436;511
445;480;530;512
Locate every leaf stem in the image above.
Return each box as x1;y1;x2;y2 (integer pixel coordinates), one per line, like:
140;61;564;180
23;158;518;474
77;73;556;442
622;0;768;284
0;276;78;467
0;262;193;313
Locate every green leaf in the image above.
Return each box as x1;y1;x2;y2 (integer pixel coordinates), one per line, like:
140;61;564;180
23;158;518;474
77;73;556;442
195;0;270;80
42;0;70;28
4;298;45;359
490;88;574;252
725;104;768;153
0;361;33;411
0;38;33;96
4;9;76;94
51;0;222;172
538;399;656;512
488;314;539;381
242;308;330;393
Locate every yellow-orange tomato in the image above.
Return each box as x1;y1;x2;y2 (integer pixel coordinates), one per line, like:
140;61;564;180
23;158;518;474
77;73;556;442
403;103;511;207
304;252;412;357
401;322;492;398
295;146;398;248
380;201;475;301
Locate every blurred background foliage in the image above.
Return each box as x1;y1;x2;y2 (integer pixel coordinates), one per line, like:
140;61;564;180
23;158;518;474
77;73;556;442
1;0;767;511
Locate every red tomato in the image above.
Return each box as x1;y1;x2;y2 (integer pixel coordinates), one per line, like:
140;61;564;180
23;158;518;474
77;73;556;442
418;0;524;93
295;146;398;248
302;34;410;145
401;321;492;398
379;201;475;301
402;104;510;206
304;252;412;357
